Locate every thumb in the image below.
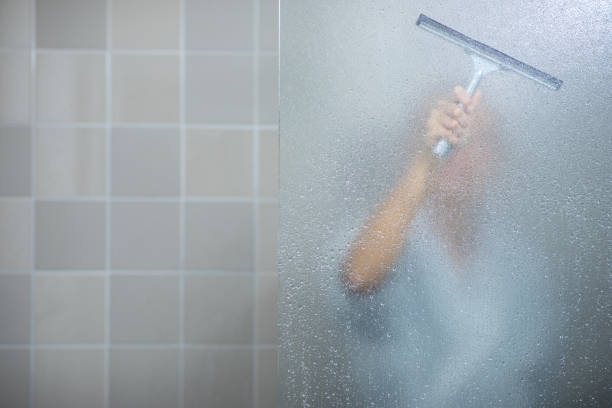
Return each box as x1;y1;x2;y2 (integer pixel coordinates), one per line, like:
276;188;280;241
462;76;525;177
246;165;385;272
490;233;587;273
467;90;482;112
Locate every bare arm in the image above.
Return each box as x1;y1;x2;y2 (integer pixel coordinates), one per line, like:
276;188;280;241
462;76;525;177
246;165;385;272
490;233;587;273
342;152;435;292
342;86;481;292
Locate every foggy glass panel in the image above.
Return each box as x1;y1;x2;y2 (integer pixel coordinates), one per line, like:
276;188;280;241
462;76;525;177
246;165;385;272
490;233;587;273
279;0;611;407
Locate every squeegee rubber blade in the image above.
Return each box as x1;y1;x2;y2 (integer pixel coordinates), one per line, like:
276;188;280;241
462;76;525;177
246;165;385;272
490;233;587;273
416;14;562;90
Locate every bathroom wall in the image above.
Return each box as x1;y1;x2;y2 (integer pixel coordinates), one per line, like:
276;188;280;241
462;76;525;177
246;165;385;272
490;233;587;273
0;0;278;407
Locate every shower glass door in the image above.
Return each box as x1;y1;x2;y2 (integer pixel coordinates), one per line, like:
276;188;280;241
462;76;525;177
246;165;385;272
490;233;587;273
279;1;611;406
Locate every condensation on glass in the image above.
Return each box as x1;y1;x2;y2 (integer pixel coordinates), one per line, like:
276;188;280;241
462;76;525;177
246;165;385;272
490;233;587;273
279;0;611;407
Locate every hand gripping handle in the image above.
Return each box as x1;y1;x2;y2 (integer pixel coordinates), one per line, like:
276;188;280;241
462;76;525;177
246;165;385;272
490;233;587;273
431;75;479;157
432;54;499;157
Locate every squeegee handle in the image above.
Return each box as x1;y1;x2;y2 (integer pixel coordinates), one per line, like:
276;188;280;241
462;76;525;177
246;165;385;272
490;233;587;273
432;71;482;157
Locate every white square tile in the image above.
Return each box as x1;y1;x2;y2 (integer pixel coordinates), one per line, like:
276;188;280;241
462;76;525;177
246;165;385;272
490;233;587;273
0;350;29;408
186;0;253;50
259;55;278;124
37;54;106;121
0;53;29;122
257;203;278;272
110;349;179;408
33;349;104;408
35;201;106;269
111;276;179;343
184;349;252;408
186;56;253;124
113;0;180;49
0;276;30;343
257;349;277;408
185;203;253;270
36;127;106;196
111;203;180;270
186;129;252;196
111;128;180;196
260;0;279;51
0;0;31;48
185;275;253;343
259;130;278;197
36;0;106;48
34;276;105;343
0;126;31;196
256;275;278;344
112;55;179;122
0;200;32;270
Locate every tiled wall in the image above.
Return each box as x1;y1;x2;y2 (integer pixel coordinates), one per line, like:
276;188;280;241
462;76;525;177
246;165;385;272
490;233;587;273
0;0;278;407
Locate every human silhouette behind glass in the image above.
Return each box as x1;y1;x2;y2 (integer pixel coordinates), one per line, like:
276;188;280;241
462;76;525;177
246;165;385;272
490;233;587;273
333;86;556;407
342;85;494;292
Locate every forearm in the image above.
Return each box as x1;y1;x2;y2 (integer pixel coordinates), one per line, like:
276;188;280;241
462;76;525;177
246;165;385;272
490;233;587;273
343;151;435;291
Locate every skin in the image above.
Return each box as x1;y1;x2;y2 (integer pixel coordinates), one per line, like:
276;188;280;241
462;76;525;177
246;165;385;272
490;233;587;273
342;86;494;292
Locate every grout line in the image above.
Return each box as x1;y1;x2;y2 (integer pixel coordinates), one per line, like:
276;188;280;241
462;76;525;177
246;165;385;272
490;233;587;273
252;0;261;406
0;121;280;131
276;1;281;404
25;48;278;57
3;269;279;277
0;197;34;202
104;1;113;408
4;121;280;130
0;47;31;53
31;270;108;277
0;343;278;350
6;196;278;203
178;0;186;407
0;120;34;127
0;270;38;276
28;0;37;406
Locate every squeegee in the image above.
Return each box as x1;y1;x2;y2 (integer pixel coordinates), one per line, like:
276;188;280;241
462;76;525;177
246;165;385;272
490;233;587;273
416;14;562;157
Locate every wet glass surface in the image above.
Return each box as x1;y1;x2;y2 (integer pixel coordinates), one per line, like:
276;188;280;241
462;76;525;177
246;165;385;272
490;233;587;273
279;1;611;406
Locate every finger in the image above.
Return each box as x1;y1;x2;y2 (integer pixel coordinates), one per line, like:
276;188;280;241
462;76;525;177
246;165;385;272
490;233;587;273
432;125;458;145
453;126;466;139
441;128;460;145
449;107;468;127
437;112;459;130
465;90;482;113
455;112;469;128
469;89;482;110
453;86;471;107
440;101;469;122
431;124;453;139
447;134;460;145
438;101;462;118
452;106;464;118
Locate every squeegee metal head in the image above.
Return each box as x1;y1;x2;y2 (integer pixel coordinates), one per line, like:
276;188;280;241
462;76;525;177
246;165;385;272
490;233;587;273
416;14;562;90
